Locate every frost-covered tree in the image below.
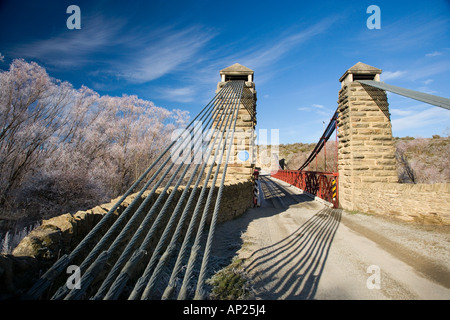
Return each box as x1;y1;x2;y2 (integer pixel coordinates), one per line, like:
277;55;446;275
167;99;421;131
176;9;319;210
0;59;189;224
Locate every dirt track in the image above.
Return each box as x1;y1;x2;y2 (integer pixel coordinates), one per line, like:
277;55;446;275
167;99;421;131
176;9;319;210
211;174;450;300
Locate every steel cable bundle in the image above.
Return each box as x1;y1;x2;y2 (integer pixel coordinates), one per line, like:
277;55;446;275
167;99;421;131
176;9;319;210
24;80;247;300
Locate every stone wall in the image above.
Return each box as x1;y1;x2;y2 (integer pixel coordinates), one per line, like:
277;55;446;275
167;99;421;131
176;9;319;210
0;180;253;299
352;182;450;225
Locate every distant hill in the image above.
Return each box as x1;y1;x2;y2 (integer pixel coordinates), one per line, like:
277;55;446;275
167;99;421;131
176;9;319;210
257;135;450;184
394;135;450;184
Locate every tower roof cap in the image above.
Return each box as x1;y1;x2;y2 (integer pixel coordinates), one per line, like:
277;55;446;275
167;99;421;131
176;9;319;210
339;62;382;82
220;63;254;75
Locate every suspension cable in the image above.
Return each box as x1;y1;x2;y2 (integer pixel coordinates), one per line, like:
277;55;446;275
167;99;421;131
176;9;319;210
298;110;338;171
26;80;246;300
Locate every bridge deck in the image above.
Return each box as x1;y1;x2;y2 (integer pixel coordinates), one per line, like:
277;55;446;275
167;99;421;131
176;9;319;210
212;174;450;299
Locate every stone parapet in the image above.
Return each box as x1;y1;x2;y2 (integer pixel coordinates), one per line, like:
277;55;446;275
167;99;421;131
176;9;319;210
352;182;450;225
0;180;253;298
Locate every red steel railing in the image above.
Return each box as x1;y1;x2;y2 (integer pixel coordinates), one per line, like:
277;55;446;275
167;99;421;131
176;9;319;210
271;170;339;208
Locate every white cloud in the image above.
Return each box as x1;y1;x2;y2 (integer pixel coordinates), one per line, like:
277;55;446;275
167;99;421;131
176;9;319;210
359;16;448;52
298;104;333;118
238;16;339;72
407;61;450;81
381;70;406;81
200;16;339;88
118;26;215;83
10;15;123;67
0;52;4;62
391;106;450;132
417;86;437;94
425;51;443;57
9;15;216;83
157;86;196;103
390;108;413;117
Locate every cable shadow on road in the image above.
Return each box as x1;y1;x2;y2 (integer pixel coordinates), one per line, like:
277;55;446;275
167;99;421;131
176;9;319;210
209;175;316;272
208;174;338;299
244;207;342;300
259;175;316;209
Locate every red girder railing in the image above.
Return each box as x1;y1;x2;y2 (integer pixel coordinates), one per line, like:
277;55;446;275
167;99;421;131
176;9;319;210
271;170;339;208
272;109;339;208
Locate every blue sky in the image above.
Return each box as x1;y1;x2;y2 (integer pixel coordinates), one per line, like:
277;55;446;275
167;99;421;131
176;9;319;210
1;0;449;144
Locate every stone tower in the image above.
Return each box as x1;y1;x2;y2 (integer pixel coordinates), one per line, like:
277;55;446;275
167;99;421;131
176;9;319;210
337;62;398;211
214;63;257;181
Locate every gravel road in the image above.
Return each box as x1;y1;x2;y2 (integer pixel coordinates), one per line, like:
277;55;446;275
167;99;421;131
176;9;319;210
211;174;450;300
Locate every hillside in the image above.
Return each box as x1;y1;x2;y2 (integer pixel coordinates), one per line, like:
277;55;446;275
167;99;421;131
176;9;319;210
258;135;450;184
395;135;450;184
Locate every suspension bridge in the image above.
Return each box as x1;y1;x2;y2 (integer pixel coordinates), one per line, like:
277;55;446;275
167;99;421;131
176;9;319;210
3;62;449;300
